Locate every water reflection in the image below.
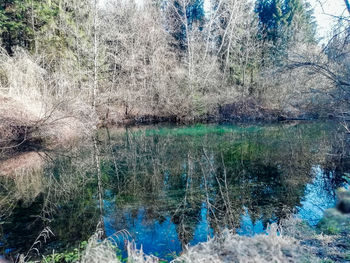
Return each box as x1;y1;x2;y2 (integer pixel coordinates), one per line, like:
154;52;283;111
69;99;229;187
0;122;348;261
298;166;337;225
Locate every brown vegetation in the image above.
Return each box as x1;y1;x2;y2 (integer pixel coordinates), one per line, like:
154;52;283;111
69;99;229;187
0;92;91;155
74;216;349;263
0;95;40;148
175;223;313;263
0;151;45;176
0;0;343;129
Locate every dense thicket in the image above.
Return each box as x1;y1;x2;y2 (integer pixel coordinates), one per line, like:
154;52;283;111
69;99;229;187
0;0;348;123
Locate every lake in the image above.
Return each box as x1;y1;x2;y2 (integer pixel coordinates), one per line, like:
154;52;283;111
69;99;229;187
0;122;348;262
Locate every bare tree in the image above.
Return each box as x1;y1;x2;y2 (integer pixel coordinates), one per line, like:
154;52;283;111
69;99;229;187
92;0;99;109
344;0;350;14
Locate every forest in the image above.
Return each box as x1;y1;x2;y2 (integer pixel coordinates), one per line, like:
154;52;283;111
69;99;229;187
0;0;348;127
1;0;350;263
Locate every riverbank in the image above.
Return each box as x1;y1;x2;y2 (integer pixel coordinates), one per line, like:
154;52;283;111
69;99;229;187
96;99;326;127
0;95;292;152
0;95;93;160
0;94;306;179
0;96;41;149
0;93;337;166
35;213;350;263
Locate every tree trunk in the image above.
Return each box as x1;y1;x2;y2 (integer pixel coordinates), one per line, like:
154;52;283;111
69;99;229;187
345;0;350;15
92;0;98;108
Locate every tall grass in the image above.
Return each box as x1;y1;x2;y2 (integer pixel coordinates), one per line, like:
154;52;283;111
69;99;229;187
0;48;95;147
0;48;48;117
75;218;319;263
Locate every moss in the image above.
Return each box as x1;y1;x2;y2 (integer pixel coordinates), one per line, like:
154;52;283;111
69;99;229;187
317;208;350;235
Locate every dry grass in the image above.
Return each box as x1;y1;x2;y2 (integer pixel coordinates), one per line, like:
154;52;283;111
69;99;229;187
0;96;39;123
0;48;95;151
78;216;348;262
80;232;158;263
0;95;40;147
0;95;90;152
80;233;122;263
174;223;316;263
75;218;321;263
0;151;45;176
0;48;47;116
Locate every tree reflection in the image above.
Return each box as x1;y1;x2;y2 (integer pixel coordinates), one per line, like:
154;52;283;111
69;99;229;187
97;123;343;249
0;122;347;259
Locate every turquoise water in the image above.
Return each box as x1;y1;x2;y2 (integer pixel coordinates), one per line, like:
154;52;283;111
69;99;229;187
0;122;348;261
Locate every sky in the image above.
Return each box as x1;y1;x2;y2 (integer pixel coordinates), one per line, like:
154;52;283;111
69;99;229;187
308;0;347;40
106;0;348;40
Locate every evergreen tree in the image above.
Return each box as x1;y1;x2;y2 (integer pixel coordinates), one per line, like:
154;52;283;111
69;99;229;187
255;0;316;64
285;0;316;43
167;0;205;51
0;0;32;54
255;0;285;43
0;0;58;54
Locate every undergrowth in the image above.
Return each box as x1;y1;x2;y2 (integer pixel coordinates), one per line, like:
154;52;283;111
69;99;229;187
21;217;343;263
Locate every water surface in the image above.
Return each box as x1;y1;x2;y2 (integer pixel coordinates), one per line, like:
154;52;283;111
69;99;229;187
0;122;348;261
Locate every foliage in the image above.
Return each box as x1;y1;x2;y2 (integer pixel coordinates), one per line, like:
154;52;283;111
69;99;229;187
255;0;316;64
168;0;205;50
317;207;350;235
0;0;327;122
41;241;88;263
0;0;58;54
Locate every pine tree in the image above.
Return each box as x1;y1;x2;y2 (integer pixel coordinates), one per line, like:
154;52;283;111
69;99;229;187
255;0;316;65
167;0;205;51
0;0;58;54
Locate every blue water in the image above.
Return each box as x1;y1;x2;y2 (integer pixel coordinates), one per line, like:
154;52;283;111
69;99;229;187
0;122;347;261
298;166;337;225
102;165;338;260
